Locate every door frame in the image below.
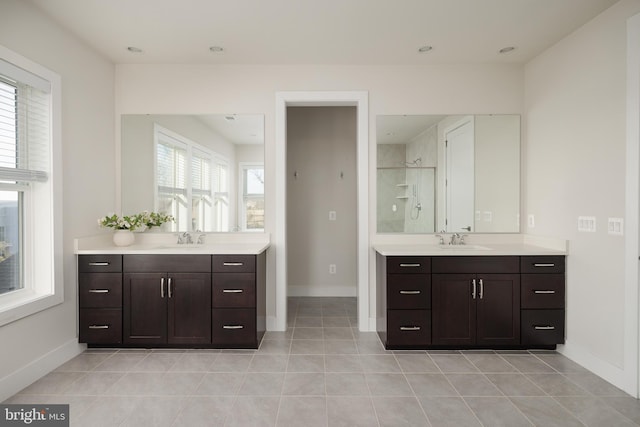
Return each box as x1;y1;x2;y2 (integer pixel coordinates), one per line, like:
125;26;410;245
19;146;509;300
625;13;640;398
274;91;370;331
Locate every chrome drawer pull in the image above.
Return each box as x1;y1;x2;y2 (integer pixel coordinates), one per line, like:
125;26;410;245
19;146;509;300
168;278;173;298
533;263;555;267
88;262;110;266
88;289;109;293
223;262;244;266
399;263;420;268
534;326;555;330
161;278;165;298
399;290;420;295
88;325;109;329
223;289;244;293
534;290;556;294
223;325;244;330
472;279;477;299
400;326;421;331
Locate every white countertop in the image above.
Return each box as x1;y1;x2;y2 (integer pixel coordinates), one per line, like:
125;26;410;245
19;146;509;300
372;234;567;257
75;233;270;255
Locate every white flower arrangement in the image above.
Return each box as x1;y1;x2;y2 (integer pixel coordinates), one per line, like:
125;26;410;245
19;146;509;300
98;211;174;231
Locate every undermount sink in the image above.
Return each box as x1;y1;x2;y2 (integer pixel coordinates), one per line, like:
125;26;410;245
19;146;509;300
438;244;492;251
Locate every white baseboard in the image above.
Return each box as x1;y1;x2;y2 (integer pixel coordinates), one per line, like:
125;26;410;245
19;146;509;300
0;339;86;402
559;340;636;397
287;285;357;297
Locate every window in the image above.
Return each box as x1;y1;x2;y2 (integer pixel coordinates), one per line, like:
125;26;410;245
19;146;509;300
154;125;228;232
239;163;264;231
0;47;61;326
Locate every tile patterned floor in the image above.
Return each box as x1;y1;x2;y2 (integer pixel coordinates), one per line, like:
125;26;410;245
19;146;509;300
4;297;640;426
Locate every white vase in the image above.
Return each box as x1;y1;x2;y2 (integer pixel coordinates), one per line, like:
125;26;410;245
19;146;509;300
113;229;135;247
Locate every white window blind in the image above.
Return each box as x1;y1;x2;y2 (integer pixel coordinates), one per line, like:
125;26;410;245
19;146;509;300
0;74;49;183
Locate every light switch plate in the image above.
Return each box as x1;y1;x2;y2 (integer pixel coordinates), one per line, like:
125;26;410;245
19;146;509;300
528;214;535;228
483;211;493;222
608;217;624;235
329;211;337;221
578;216;596;232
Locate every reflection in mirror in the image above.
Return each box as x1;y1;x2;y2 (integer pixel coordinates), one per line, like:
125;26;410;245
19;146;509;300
376;115;520;234
121;114;264;232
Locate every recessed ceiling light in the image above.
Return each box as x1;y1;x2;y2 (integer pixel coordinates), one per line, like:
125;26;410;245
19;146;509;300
499;46;516;54
127;46;143;53
209;46;224;53
418;46;433;53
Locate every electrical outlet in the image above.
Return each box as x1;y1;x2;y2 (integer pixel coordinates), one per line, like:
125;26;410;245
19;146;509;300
528;214;535;228
329;264;336;274
483;211;493;222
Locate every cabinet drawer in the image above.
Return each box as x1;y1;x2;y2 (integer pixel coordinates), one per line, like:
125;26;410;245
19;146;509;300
520;256;565;274
212;255;255;273
387;274;430;309
124;255;211;273
212;273;256;308
521;310;564;346
432;256;519;274
79;273;122;308
387;310;431;346
386;256;430;274
521;275;565;309
78;255;122;273
212;308;256;346
79;308;122;344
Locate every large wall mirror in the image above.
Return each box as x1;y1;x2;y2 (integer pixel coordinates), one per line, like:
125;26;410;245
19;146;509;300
377;114;520;234
121;114;264;232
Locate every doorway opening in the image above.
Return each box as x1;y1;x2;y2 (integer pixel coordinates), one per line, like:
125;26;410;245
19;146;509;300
274;91;370;332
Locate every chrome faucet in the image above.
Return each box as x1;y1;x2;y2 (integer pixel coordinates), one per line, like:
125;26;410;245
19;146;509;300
450;233;461;245
196;233;206;245
177;232;193;244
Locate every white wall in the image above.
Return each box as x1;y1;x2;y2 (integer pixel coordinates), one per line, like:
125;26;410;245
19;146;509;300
286;107;357;296
115;63;524;327
0;0;115;400
524;0;640;394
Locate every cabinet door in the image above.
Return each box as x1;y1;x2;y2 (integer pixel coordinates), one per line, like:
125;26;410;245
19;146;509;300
124;273;167;345
432;274;476;345
168;273;212;344
476;274;520;345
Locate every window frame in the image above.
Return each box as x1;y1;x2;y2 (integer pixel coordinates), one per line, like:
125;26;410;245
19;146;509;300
153;124;228;232
0;44;62;327
238;162;265;232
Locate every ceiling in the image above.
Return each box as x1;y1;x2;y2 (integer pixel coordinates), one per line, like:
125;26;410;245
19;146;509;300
28;0;619;65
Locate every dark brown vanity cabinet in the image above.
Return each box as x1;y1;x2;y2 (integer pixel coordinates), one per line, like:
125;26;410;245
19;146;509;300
211;254;266;348
78;255;123;344
123;255;212;346
520;256;565;346
432;257;521;346
379;256;431;348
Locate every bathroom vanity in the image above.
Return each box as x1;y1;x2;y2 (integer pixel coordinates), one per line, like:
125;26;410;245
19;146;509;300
75;234;269;349
375;238;566;350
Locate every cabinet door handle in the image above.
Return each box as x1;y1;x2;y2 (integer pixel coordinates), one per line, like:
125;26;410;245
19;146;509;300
88;289;109;293
534;290;556;294
399;263;420;268
168;278;173;298
479;279;484;300
88;325;109;329
399;290;420;295
400;326;421;331
533;263;555;267
471;279;477;299
223;325;244;330
223;262;244;266
161;278;165;298
534;325;556;330
88;262;110;266
223;289;244;293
